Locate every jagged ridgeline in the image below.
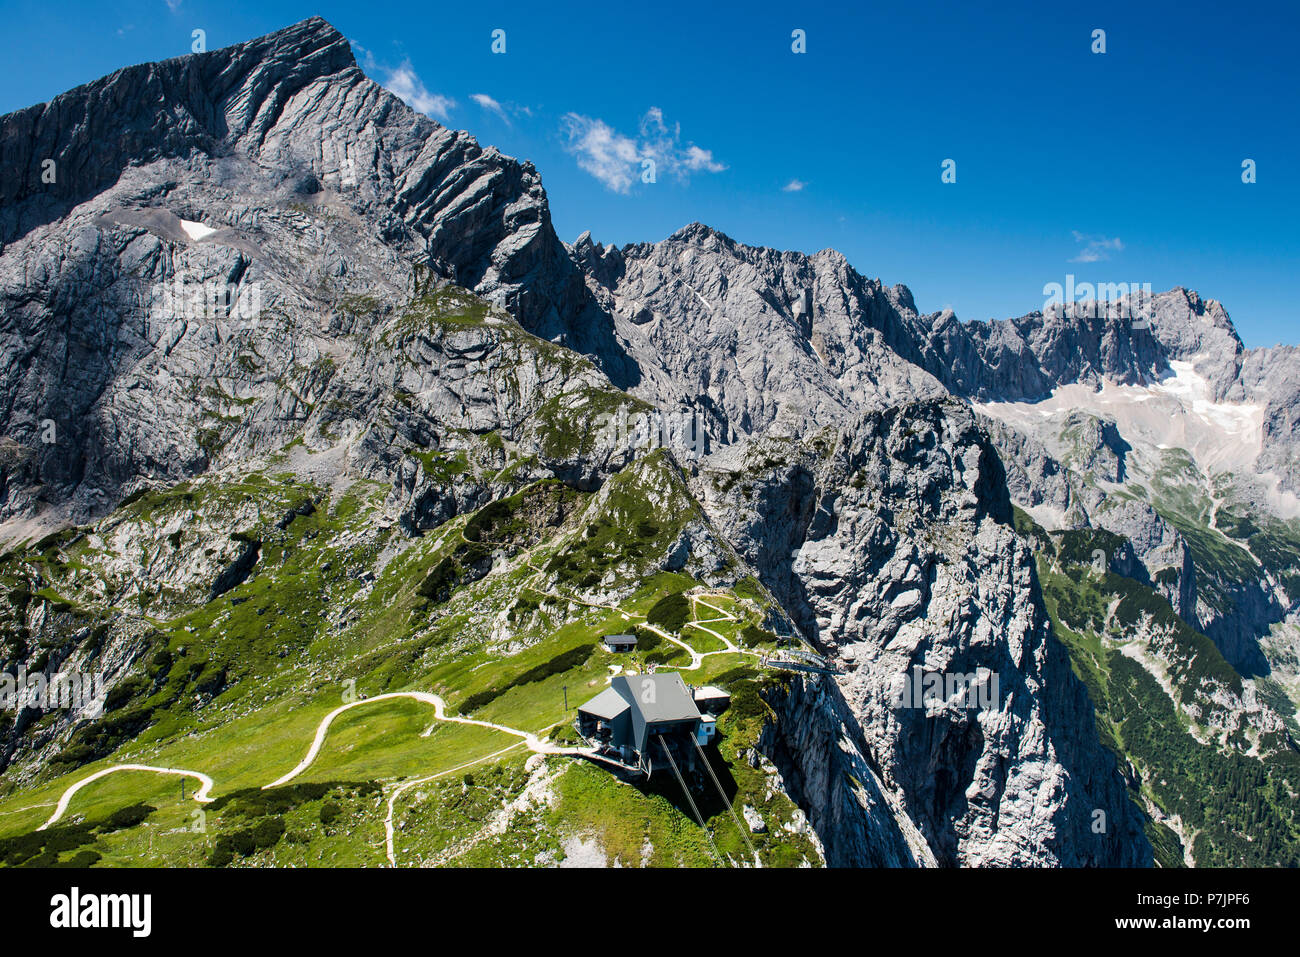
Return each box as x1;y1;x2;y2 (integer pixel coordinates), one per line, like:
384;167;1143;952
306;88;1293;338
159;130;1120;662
1;17;1298;867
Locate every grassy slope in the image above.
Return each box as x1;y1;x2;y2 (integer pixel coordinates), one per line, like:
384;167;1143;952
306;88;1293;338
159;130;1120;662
0;451;819;867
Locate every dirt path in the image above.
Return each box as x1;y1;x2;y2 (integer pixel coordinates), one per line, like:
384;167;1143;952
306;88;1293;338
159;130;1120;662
264;690;576;789
0;802;54;817
39;764;215;831
383;740;528;865
686;597;739;651
266;690;627;782
30;587;761;855
639;622;758;671
32;685;618;860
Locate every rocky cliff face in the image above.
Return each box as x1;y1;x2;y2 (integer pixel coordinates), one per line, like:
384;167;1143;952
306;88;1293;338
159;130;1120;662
0;17;632;529
694;400;1151;865
576;217;1299;695
757;673;936;867
0;17;612;351
579;221;1299;503
573;224;945;449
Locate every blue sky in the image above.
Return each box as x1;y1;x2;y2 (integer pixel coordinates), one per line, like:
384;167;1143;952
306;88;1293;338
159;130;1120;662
2;0;1297;347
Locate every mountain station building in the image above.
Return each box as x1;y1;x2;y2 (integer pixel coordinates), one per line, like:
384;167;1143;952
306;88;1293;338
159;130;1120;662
601;633;637;653
576;672;725;775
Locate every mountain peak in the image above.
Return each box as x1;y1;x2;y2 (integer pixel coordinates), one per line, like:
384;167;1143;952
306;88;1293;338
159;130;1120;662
668;221;735;246
217;17;356;83
0;16;358;243
218;16;351;65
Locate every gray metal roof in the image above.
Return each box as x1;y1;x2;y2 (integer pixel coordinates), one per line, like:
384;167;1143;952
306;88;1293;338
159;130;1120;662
611;672;701;724
577;685;631;721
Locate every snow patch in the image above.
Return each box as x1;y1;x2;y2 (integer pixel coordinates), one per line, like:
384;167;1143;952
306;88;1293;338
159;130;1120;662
976;358;1300;520
179;219;216;241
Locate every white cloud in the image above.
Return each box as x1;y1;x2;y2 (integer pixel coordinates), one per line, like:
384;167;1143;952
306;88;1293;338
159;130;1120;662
561;115;642;192
640;107;670;139
683;145;726;173
783;179;806;192
561;108;726;193
1070;231;1124;263
164;0;182;11
382;60;454;121
471;93;510;123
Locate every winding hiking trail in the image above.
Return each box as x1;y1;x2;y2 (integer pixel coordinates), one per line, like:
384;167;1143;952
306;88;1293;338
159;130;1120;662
382;740;527;866
639;594;761;671
264;690;587;790
261;689;633;865
31;684;625;857
686;595;743;651
38;764;215;831
28;589;772;861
